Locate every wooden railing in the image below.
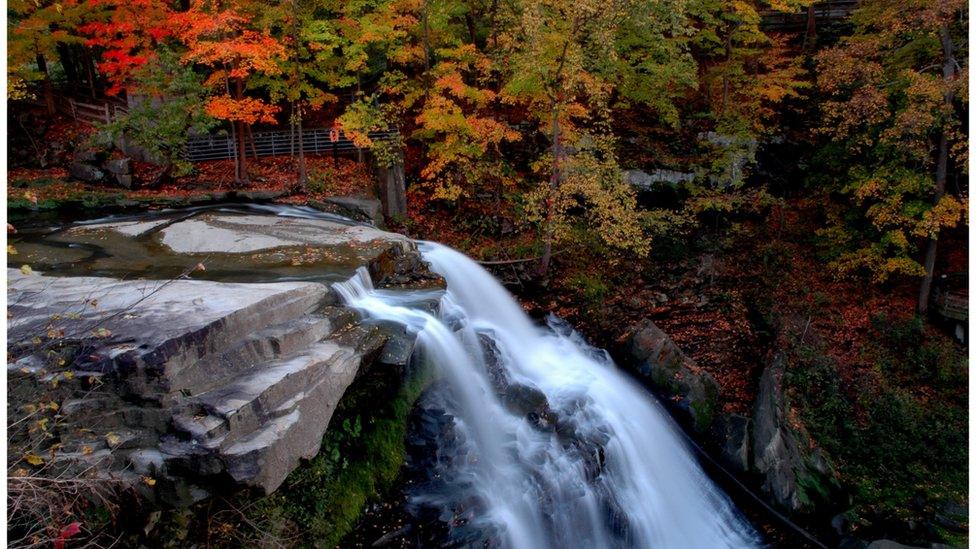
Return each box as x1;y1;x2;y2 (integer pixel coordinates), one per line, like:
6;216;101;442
184;128;398;162
64;97;128;125
760;0;858;31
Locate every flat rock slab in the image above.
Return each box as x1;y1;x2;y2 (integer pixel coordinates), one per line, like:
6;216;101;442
21;211;417;283
158;214;408;254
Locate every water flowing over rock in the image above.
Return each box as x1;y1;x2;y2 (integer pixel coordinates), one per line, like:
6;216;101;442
334;243;761;549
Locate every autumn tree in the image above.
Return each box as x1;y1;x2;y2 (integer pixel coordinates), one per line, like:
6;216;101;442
101;48;217;184
8;0;89;112
501;0;694;275
814;0;967;312
175;0;287;184
76;0;177;96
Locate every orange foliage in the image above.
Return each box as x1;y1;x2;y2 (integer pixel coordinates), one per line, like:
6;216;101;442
205;95;280;125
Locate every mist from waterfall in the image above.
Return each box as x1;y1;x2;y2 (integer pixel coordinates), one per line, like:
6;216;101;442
333;242;761;549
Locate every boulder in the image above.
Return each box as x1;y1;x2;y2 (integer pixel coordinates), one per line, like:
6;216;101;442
865;541;927;549
622;169;694;191
69;162;105;182
752;352;838;513
156;213;411;255
623;319;719;432
103;157;132;176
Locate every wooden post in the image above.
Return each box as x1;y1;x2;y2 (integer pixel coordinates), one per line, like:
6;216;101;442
104;103;111;124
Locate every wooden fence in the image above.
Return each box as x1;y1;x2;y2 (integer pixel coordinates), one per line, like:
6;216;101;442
65;97;128;125
184;128;399;162
760;0;858;31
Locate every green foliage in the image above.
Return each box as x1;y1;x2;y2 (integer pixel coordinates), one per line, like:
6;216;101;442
339;95;404;169
786;320;967;529
100;48;216;176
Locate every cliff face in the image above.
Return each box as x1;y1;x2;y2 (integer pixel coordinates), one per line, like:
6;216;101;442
7;211;443;504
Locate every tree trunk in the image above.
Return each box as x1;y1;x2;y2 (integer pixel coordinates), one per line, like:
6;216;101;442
539;111;561;277
247;124;259;160
804;4;817;49
83;47;98;99
56;44;79;87
296;102;307;189
237;121;249;184
36;53;55;115
917;25;957;315
234;80;249;184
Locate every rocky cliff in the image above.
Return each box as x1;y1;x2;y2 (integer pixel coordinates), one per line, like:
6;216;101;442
7;210;443;505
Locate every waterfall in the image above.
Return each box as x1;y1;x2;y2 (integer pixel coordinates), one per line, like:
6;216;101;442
333;242;762;549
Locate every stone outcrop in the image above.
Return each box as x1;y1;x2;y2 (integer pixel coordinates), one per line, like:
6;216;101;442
69;151;135;188
752;351;838;513
7;211;442;504
622;319;720;432
622;169;694;191
309;197;384;226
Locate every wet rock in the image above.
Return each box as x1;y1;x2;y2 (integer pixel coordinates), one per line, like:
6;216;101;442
622;319;719;432
368;244;446;290
752;352;838;513
712;413;750;472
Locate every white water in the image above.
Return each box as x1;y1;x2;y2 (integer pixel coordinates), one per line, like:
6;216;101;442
334;242;761;549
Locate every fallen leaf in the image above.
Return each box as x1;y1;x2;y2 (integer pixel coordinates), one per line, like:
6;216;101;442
24;453;44;466
54;522;83;549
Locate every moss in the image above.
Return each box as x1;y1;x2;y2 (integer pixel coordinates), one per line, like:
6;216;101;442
239;360;433;548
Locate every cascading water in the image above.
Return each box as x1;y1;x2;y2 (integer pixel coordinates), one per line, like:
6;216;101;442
334;242;762;549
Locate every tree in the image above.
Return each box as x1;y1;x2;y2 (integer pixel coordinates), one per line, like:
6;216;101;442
175;0;287;184
8;0;88;113
101;48;217;185
77;0;178;96
501;0;693;275
814;0;967;312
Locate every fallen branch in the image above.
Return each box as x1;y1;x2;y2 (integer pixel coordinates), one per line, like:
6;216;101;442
476;249;567;266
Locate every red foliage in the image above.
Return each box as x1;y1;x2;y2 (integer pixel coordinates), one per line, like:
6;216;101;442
77;0;177;95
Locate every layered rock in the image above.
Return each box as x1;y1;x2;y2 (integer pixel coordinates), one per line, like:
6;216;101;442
7;210;442;503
